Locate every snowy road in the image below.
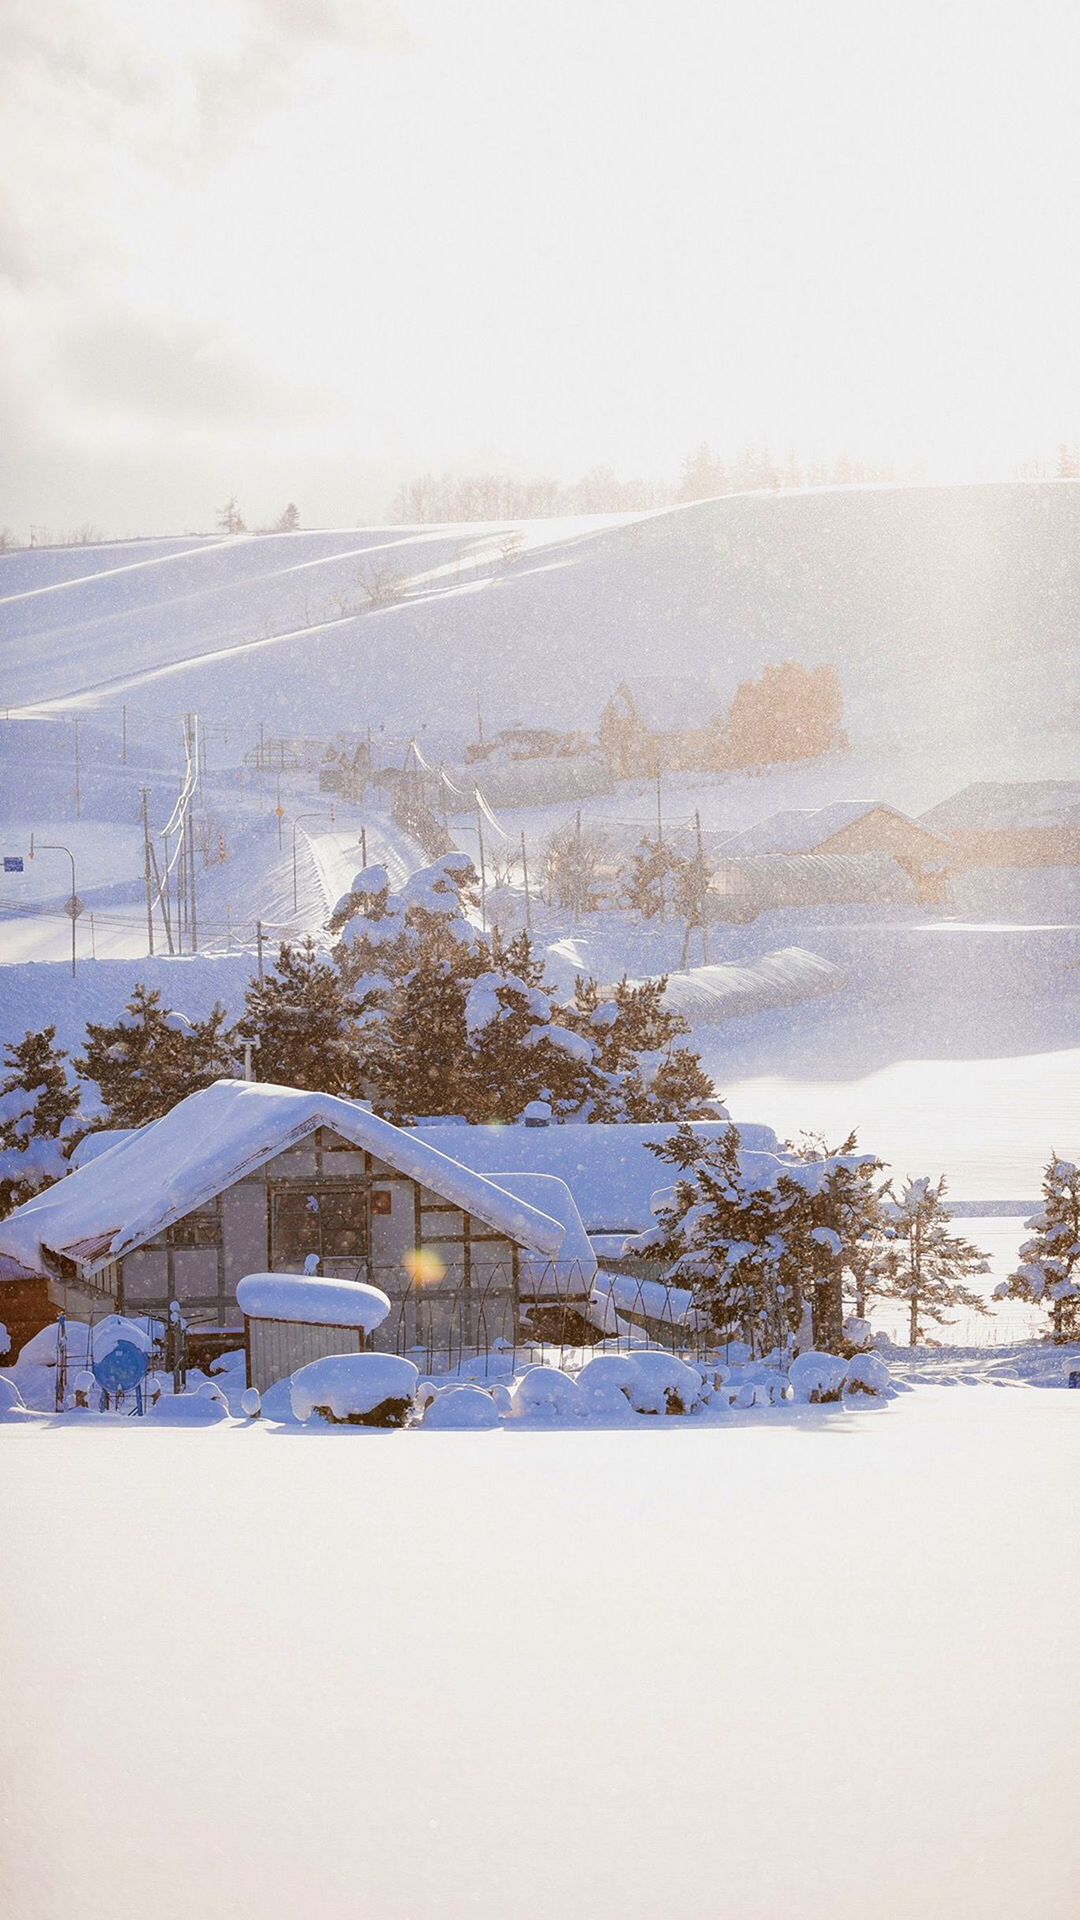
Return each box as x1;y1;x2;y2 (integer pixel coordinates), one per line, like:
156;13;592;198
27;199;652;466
1;1387;1078;1920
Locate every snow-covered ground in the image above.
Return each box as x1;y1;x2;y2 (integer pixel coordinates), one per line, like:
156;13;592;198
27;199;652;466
2;1383;1078;1920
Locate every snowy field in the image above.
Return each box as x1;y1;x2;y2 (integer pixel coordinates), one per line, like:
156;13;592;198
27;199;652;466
2;1386;1079;1920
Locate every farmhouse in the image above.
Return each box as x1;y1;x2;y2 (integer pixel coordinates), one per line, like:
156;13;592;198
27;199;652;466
599;675;725;777
718;800;953;902
707;851;918;923
919;780;1080;867
0;1081;595;1359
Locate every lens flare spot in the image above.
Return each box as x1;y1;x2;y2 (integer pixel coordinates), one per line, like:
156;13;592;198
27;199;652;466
403;1246;446;1287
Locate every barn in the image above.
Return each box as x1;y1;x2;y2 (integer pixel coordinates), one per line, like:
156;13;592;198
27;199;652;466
718;800;954;902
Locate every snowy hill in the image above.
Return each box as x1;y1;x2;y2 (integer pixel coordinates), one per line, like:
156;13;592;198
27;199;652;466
2;484;1076;798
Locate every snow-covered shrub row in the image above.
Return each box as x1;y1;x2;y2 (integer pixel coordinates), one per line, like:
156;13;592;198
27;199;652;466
290;1353;420;1427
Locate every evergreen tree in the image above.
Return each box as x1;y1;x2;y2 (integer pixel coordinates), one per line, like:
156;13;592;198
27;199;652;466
239;939;366;1096
464;940;594;1123
635;1123;796;1354
275;503;301;532
216;496;246;535
996;1155;1080;1341
77;986;235;1128
0;1027;80;1216
775;1133;888;1351
370;958;471;1123
876;1176;990;1346
566;976;714;1122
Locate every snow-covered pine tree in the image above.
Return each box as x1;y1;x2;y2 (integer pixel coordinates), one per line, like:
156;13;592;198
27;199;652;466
463;938;595;1123
239;938;367;1096
876;1176;990;1345
368;957;471;1123
566;976;714;1121
0;1027;81;1216
995;1155;1080;1342
76;986;236;1128
632;1122;795;1354
775;1133;888;1352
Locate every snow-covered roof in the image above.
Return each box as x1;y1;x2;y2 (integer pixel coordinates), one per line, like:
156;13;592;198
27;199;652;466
612;675;724;732
719;801;934;856
236;1272;391;1331
920;780;1080;834
486;1174;597;1293
408;1119;785;1235
0;1080;566;1275
69;1128;143;1170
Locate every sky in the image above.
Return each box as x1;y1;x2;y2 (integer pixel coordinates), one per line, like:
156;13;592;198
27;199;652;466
2;0;1079;538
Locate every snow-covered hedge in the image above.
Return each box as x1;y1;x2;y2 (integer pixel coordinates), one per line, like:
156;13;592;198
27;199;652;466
788;1349;895;1403
422;1385;501;1429
290;1353;420;1427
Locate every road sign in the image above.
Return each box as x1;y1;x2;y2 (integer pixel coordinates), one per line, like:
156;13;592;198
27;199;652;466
3;856;23;873
63;894;85;919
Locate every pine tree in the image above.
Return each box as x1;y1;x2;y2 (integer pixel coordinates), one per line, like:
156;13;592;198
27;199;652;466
0;1027;81;1216
566;976;714;1122
996;1156;1080;1341
370;958;471;1123
275;503;301;532
239;939;366;1096
216;496;246;535
876;1176;990;1346
464;938;594;1123
635;1123;796;1354
776;1134;888;1351
76;986;235;1128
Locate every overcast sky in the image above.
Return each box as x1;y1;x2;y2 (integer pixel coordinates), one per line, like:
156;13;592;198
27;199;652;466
2;0;1079;538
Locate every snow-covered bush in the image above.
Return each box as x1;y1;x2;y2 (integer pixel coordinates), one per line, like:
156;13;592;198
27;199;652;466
147;1387;229;1423
240;1386;262;1417
624;1349;704;1415
290;1353;419;1427
422;1385;501;1429
842;1317;874;1352
509;1365;584;1420
842;1353;895;1399
576;1353;644;1417
787;1351;850;1403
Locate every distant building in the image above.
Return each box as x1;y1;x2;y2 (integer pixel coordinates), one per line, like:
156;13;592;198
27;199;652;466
707;852;919;923
919;781;1080;867
719;801;953;902
599;676;725;778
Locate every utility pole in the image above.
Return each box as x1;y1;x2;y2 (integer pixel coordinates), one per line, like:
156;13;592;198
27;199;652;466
475;690;483;749
140;786;155;957
574;808;583;919
694;808;709;965
187;798;197;952
73;716;81;820
474;792;487;930
655;769;664;921
122;704;127;766
256;918;265;983
360;827;367;869
520;831;531;930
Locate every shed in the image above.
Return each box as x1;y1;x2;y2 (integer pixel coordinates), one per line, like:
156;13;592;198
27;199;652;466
707;851;919;922
719;801;953;900
236;1271;392;1392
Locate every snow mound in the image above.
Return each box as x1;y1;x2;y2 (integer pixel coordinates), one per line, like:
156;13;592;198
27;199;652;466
842;1353;896;1399
236;1271;391;1331
422;1385;501;1429
16;1313;156;1368
788;1352;850;1403
624;1349;705;1415
240;1386;262;1417
575;1352;645;1416
0;1376;32;1421
290;1353;419;1426
147;1388;229;1423
509;1365;584;1420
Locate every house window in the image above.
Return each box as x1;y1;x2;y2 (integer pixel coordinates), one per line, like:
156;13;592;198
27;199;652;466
167;1212;221;1249
270;1185;368;1268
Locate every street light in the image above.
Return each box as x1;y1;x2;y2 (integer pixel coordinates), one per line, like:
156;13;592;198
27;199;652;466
31;834;77;977
291;812;329;915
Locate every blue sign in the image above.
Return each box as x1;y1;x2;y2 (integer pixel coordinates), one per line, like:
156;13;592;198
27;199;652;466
92;1340;148;1395
3;856;24;873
